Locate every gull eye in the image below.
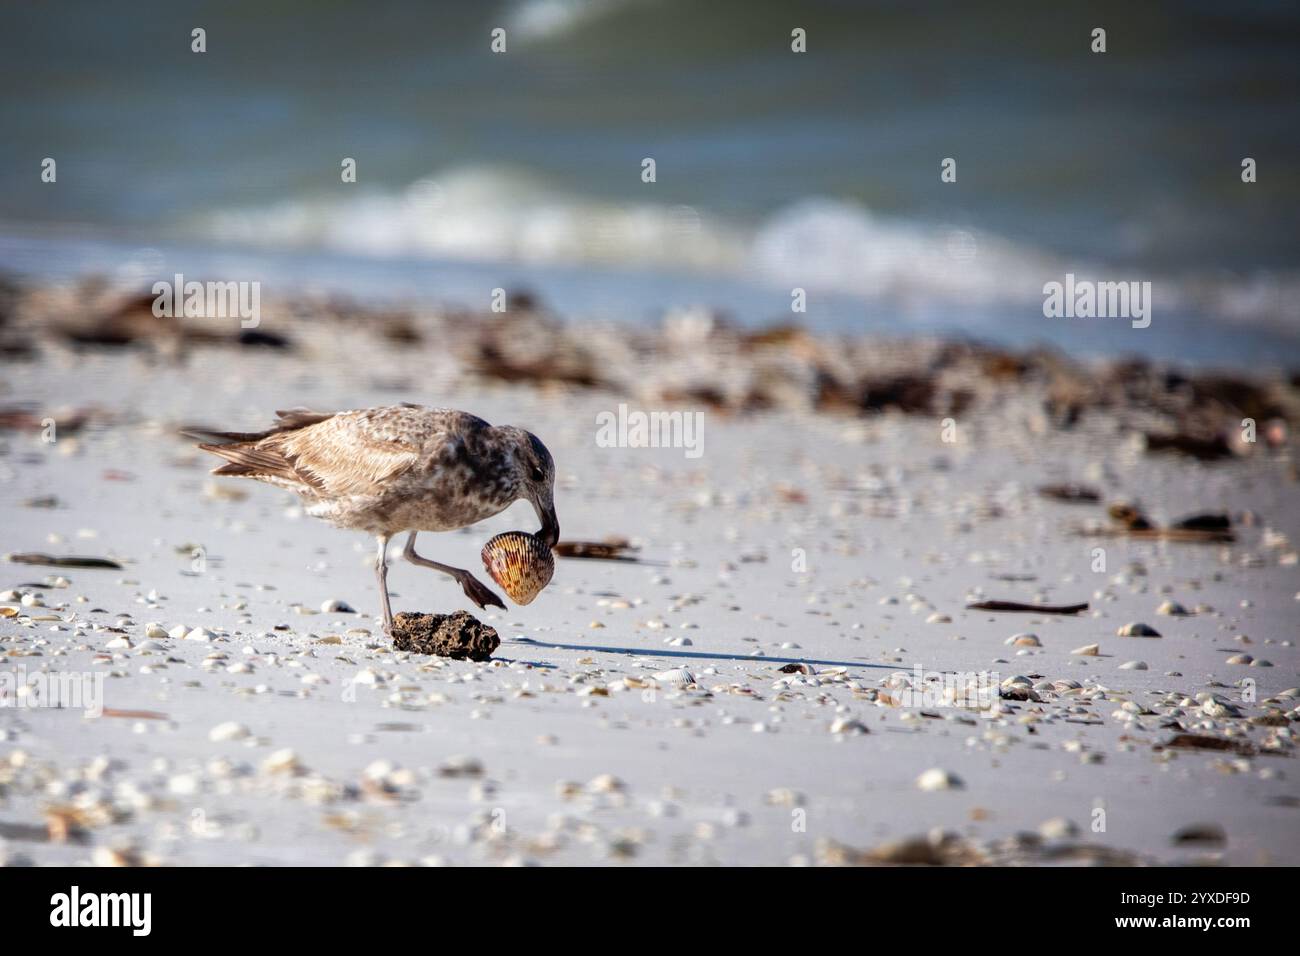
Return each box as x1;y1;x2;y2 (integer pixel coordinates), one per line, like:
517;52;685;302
530;466;545;483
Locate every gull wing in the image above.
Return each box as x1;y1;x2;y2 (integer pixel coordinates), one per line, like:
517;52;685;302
197;408;421;497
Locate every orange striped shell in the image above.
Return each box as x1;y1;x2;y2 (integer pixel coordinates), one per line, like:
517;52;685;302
481;531;555;605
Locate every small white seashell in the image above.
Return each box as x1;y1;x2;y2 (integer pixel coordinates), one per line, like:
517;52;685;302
1117;622;1161;637
184;627;213;642
1156;600;1189;616
1118;660;1148;670
588;773;625;793
168;624;189;640
209;721;250;743
260;748;301;775
916;768;963;791
1039;817;1080;840
829;717;869;735
145;622;168;639
652;667;695;686
1201;699;1241;719
1071;643;1100;656
1006;633;1041;647
766;788;804;806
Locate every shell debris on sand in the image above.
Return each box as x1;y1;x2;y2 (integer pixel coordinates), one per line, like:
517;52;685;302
481;531;555;605
7;295;1300;868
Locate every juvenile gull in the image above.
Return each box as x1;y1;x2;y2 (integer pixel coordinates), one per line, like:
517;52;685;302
186;405;559;631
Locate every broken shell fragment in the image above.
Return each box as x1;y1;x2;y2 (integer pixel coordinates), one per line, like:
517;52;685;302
778;662;816;675
481;531;555;605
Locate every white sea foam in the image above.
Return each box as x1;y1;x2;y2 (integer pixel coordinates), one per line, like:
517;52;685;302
197;166;1300;332
505;0;649;42
203;166;746;271
747;198;1057;307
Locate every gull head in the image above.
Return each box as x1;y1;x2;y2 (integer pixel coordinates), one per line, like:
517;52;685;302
497;425;559;548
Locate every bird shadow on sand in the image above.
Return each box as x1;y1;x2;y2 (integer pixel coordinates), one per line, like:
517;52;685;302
502;637;893;671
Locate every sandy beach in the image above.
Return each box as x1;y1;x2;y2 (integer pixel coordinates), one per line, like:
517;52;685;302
1;286;1297;867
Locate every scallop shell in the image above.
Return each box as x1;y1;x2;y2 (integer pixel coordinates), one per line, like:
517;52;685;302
481;531;555;605
651;667;695;686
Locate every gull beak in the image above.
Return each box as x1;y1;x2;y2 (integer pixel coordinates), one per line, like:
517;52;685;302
537;504;560;550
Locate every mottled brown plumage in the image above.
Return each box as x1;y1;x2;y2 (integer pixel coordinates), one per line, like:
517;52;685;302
187;404;559;630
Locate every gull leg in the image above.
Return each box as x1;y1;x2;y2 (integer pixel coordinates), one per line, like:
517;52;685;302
402;531;505;610
374;534;395;634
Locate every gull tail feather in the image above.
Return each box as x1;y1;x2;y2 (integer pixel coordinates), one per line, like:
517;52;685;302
198;441;285;473
179;409;334;445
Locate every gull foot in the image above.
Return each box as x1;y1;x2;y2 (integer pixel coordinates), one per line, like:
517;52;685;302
458;573;506;610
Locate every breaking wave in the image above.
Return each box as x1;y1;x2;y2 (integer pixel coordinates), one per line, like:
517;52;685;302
197;166;1300;332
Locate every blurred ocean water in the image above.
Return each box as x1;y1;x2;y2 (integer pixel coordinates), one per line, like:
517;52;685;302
1;0;1297;365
